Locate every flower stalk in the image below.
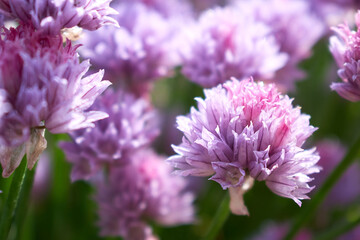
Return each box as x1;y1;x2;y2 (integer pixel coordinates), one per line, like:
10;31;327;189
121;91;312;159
202;193;230;240
0;157;27;239
11;163;37;240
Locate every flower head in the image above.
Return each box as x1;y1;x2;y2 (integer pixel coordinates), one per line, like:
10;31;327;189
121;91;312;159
330;10;360;101
181;6;287;88
234;0;324;90
96;149;194;239
0;0;118;35
168;78;320;215
60;88;159;181
79;2;181;96
0;24;111;177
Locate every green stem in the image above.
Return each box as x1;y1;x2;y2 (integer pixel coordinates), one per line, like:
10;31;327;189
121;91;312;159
284;135;360;240
316;216;360;240
202;193;230;240
10;164;37;240
0;158;27;240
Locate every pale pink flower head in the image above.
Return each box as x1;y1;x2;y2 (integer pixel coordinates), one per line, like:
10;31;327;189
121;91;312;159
0;24;111;177
60;88;159;181
96;149;194;240
181;6;287;88
0;0;118;35
329;10;360;101
168;78;320;215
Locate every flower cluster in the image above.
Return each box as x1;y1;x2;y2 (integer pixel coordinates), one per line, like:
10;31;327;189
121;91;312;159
330;10;360;102
237;0;325;90
182;0;324;90
181;6;287;88
60;89;159;181
79;2;183;96
60;88;195;239
0;0;118;35
168;78;320;215
2;0;356;238
0;25;110;177
96;149;194;239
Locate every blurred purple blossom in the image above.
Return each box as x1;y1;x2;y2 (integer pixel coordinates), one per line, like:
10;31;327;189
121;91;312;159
0;24;110;177
79;2;185;97
60;88;159;181
95;149;194;239
168;78;320;215
181;6;287;88
310;0;360;27
330;11;360;101
0;0;118;35
234;0;325;90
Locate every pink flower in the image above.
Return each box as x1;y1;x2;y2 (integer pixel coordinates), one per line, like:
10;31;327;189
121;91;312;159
168;78;320;215
330;10;360;101
96;149;194;239
0;0;118;35
60;89;159;181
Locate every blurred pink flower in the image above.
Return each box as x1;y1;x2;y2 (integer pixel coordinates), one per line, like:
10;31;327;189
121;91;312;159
96;149;194;240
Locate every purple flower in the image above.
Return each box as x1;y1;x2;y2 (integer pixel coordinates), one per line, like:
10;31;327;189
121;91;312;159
0;24;111;177
60;88;159;181
79;2;182;96
181;6;287;88
95;149;194;239
234;0;325;90
168;78;320;215
329;11;360;101
0;0;118;35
